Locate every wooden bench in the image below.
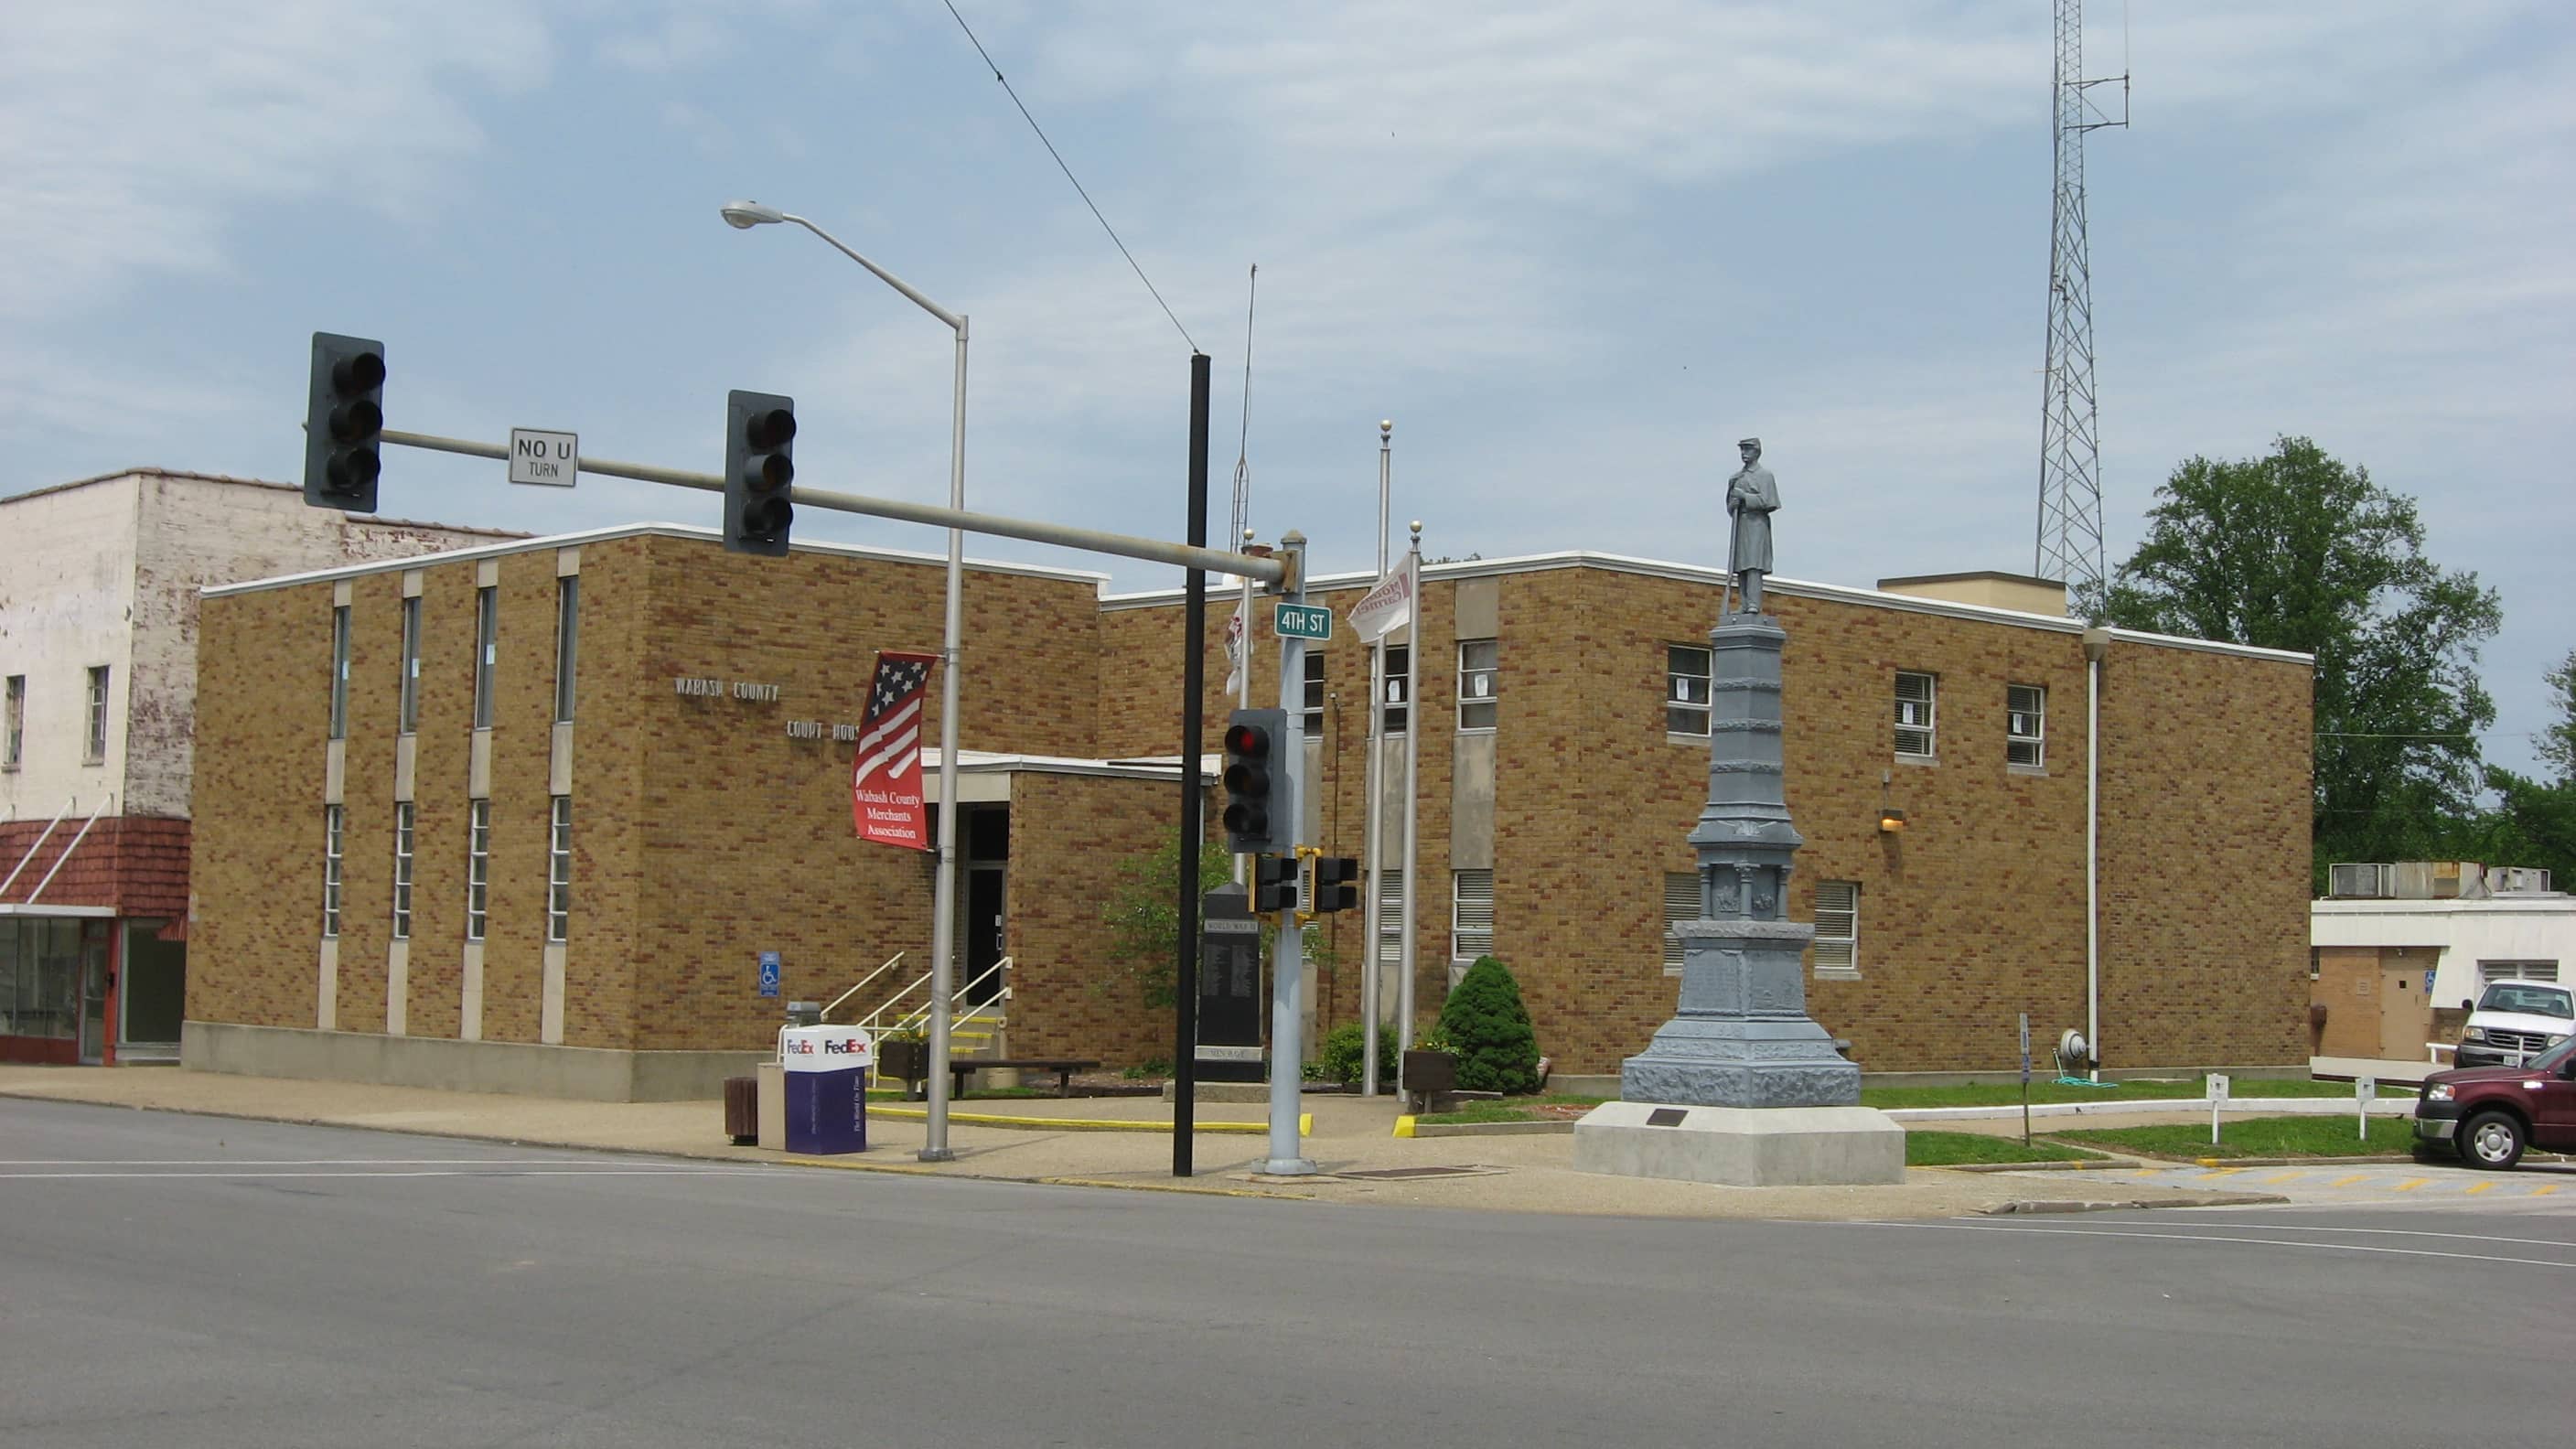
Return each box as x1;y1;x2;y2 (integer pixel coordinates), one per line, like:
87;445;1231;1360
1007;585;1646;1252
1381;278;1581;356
932;1057;1101;1099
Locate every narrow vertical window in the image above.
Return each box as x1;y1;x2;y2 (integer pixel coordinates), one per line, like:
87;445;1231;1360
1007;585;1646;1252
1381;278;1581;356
553;577;579;724
1811;881;1860;978
322;805;345;938
392;801;415;939
3;674;23;767
472;586;498;730
1456;639;1498;731
328;606;350;741
1301;650;1326;736
1667;645;1712;735
1379;644;1411;735
547;795;573;942
1451;868;1494;963
466;799;490;942
2007;684;2046;768
1662;871;1699;973
398;596;422;735
1376;868;1406;976
85;666;110;762
1894;671;1937;759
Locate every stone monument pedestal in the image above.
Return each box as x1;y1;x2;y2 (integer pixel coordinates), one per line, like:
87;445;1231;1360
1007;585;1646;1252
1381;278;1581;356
1572;1101;1905;1186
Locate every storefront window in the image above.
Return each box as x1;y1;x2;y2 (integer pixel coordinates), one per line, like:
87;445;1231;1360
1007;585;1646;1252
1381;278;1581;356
0;919;87;1044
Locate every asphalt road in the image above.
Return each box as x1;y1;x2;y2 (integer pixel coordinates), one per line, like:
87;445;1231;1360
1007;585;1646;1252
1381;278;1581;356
3;1100;2567;1449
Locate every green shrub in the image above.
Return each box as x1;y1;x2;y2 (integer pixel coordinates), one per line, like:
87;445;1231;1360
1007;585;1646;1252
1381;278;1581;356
1315;1021;1398;1088
1437;956;1540;1093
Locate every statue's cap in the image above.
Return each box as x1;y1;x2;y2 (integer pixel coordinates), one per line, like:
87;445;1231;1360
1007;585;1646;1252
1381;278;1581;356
1737;436;1761;448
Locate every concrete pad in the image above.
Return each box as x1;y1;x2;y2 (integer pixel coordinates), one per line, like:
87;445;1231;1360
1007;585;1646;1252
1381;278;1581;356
1574;1101;1905;1186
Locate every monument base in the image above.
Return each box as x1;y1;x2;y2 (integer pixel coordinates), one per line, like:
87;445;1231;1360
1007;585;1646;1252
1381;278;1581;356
1572;1101;1906;1186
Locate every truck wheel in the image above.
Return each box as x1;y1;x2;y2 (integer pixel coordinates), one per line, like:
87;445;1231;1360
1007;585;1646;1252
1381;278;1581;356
2459;1111;2526;1170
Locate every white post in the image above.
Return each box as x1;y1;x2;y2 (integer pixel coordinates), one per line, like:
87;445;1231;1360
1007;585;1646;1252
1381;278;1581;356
1265;532;1317;1175
921;316;969;1163
1396;522;1424;1063
1361;421;1391;1095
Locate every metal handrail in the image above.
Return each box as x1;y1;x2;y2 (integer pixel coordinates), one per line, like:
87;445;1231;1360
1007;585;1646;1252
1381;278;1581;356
854;965;939;1036
818;951;907;1024
892;958;1012;1039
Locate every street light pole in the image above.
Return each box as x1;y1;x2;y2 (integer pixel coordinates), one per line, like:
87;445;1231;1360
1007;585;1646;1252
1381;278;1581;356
721;200;967;1162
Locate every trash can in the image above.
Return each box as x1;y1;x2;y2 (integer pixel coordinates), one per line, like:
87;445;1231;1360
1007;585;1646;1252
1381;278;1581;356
722;1076;758;1145
778;1025;872;1154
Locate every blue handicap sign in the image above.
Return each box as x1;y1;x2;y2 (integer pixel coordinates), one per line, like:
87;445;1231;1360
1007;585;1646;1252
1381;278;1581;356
757;950;782;998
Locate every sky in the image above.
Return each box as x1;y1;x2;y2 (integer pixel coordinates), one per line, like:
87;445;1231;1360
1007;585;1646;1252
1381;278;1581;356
4;1;2570;773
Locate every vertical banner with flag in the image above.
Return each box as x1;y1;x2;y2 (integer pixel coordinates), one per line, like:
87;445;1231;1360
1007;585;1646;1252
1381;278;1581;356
853;650;938;850
1347;551;1418;643
1221;593;1248;698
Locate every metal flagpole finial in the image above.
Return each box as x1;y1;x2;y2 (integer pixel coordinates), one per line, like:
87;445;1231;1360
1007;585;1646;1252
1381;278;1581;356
1410;520;1422;544
1380;419;1392;437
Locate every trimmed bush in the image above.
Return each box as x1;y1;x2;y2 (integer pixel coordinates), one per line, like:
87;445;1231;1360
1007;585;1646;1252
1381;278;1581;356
1315;1021;1397;1088
1437;956;1540;1093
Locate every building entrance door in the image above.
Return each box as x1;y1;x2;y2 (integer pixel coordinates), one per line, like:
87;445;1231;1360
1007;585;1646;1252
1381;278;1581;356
78;921;111;1065
961;807;1008;1010
2378;958;2431;1062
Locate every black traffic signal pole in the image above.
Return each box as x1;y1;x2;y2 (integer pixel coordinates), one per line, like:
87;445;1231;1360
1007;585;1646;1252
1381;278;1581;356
1175;351;1211;1176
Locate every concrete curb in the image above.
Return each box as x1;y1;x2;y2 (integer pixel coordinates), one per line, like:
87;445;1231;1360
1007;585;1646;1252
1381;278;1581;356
1935;1158;2141;1174
1887;1096;2413;1123
867;1106;1311;1136
1406;1120;1576;1138
1981;1191;2290;1214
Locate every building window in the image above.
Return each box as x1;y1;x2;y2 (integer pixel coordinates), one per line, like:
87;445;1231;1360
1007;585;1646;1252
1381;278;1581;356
1457;639;1498;732
2007;684;2045;768
1301;650;1326;737
1662;871;1698;973
1812;880;1860;978
2479;961;2559;985
1894;671;1937;759
322;805;345;938
467;799;491;942
398;596;422;735
4;674;22;768
1667;645;1712;735
1379;645;1410;735
1452;868;1494;962
1376;868;1406;974
84;666;110;762
547;795;573;942
472;586;499;730
329;606;350;741
392;801;415;939
553;577;580;724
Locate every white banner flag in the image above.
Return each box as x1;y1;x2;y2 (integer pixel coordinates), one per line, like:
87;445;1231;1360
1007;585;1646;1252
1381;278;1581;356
1347;553;1417;643
1221;595;1248;695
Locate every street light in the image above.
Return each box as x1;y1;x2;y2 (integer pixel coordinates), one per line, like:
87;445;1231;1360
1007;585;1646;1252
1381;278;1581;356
720;199;970;1164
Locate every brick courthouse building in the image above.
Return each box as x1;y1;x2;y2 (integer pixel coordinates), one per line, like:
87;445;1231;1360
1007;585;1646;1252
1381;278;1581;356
186;528;2313;1098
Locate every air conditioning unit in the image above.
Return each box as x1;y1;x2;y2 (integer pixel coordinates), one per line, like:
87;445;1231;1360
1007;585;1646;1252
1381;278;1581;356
2487;866;2555;895
2392;861;2483;900
2327;863;2393;899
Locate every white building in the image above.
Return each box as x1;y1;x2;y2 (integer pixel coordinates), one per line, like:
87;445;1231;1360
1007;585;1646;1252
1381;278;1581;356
2310;862;2568;1061
1;469;511;1064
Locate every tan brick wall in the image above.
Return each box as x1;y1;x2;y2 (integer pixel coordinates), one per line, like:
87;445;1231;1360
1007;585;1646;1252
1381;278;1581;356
188;587;325;1029
1001;771;1194;1066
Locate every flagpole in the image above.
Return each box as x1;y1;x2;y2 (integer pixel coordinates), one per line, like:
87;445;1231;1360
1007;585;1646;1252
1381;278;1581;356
1360;420;1391;1095
1397;521;1423;1069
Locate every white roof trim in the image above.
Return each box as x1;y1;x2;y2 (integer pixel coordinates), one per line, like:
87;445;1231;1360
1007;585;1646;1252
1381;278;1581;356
2313;896;2575;914
1100;549;2313;663
0;903;118;918
203;521;1110;597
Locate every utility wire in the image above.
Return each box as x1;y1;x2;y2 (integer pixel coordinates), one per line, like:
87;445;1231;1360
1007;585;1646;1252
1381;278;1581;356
942;0;1197;352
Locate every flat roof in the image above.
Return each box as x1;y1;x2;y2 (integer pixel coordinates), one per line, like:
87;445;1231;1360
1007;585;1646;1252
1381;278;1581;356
204;521;1112;597
1102;549;2313;665
2;467;521;540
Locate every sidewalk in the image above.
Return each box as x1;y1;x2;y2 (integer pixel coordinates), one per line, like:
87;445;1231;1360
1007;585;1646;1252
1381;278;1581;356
0;1066;2285;1221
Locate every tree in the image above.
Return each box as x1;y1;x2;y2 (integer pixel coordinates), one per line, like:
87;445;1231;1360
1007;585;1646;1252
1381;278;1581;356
1435;955;1541;1093
2101;437;2502;877
1101;837;1233;1009
2540;649;2576;784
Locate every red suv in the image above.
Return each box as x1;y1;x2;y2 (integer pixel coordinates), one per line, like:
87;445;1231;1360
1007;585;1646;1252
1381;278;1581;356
2415;1034;2576;1169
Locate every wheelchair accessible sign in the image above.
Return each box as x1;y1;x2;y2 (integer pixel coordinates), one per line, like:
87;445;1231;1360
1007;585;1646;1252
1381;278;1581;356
757;950;782;998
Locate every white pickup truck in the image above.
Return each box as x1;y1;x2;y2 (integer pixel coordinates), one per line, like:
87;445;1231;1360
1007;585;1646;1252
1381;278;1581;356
2454;978;2575;1068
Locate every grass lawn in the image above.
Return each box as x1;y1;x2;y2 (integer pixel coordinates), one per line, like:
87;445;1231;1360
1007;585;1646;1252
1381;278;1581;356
2053;1113;2418;1159
1860;1078;2411;1111
1415;1093;1612;1125
1905;1131;2107;1167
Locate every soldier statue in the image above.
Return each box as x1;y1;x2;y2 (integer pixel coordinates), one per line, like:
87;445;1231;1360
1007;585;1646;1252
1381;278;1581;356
1726;436;1779;615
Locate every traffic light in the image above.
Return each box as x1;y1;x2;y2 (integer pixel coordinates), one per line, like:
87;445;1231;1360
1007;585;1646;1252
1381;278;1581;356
1311;855;1359;914
1252;854;1297;915
1220;708;1289;855
304;332;386;512
724;389;798;555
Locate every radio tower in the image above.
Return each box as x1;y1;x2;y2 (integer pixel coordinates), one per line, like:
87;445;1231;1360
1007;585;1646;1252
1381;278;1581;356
2035;0;2128;601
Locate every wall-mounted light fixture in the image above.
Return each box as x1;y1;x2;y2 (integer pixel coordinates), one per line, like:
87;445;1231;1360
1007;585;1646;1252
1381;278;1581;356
1878;769;1906;832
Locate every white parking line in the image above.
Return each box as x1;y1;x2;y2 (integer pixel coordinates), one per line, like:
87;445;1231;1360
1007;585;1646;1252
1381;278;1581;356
1842;1218;2576;1270
0;1158;626;1166
0;1167;775;1181
2077;1218;2576;1250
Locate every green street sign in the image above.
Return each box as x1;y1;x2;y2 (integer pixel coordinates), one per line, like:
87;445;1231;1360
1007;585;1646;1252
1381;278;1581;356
1274;603;1333;641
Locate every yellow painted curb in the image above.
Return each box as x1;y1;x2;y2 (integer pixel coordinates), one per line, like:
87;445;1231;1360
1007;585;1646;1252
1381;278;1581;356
1036;1175;1314;1200
869;1107;1309;1136
1393;1115;1417;1138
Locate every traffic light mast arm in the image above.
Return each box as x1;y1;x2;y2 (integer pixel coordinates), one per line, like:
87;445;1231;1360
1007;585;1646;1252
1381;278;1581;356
369;425;1289;585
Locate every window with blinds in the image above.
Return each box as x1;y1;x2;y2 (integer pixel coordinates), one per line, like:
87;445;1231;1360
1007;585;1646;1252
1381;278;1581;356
1452;869;1494;962
1894;671;1936;759
1380;645;1410;735
1457;640;1498;732
1811;880;1860;977
1377;868;1405;969
2007;683;2045;768
1668;646;1712;735
1662;871;1698;974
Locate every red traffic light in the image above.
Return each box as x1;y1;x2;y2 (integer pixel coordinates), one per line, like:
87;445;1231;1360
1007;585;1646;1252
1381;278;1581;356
1223;721;1271;758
